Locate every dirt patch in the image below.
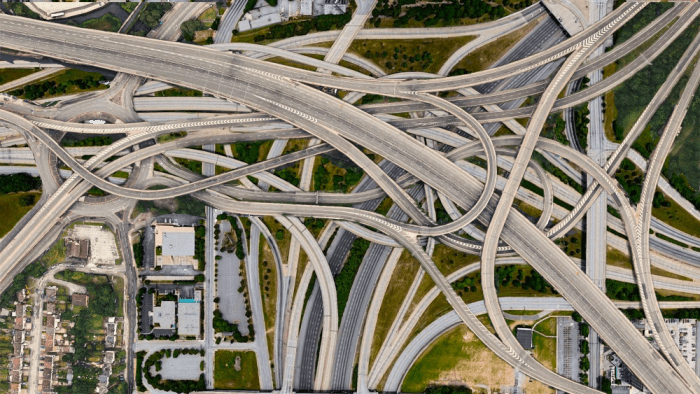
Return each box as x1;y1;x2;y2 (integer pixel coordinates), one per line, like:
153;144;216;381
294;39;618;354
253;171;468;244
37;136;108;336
154;198;177;212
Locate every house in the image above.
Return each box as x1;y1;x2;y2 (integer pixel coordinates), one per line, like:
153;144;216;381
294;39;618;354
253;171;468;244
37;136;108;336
16;289;26;303
71;293;89;307
11;357;21;371
45;287;57;302
45;315;56;330
13;316;23;331
44;331;55;353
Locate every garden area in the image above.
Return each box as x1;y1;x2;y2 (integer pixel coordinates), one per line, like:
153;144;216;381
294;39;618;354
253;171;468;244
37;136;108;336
62;135;114;147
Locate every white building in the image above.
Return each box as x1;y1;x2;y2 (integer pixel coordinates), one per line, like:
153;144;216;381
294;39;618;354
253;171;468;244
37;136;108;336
323;0;347;15
151;301;176;330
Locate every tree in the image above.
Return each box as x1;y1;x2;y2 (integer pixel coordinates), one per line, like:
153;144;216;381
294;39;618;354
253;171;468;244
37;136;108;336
580;323;590;337
180;19;206;42
424;386;473;394
580;356;590;371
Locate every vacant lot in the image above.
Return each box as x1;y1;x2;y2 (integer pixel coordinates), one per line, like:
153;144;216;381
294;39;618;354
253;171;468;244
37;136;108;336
402;324;514;392
349;36;476;74
214;351;259;390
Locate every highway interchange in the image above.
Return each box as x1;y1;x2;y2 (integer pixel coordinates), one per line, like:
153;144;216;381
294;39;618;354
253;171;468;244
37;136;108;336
1;1;700;393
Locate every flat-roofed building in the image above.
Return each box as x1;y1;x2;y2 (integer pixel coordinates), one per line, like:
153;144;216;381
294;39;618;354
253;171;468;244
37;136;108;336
154;224;197;267
152;301;176;330
177;291;201;337
516;327;533;350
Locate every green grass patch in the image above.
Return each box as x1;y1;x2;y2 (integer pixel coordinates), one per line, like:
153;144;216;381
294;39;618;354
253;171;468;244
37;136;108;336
259;235;277;367
535;316;557;336
77;13;122;32
349;36;476;74
554;230;584;259
664;74;700;203
335;238;371;318
532;332;556;371
155;87;203;97
450;16;539;74
0;68;40;86
652;190;700;239
614;159;643;204
198;7;218;25
7;2;40;19
157;131;187;144
232;140;271;164
402;324;513;392
369;0;509;29
120;2;138;13
174;157;202;174
214;351;260;390
312;156;363;192
0;192;41;238
607;278;696;301
656;232;689;248
612;12;700;144
7;68;107;100
370;250;421;367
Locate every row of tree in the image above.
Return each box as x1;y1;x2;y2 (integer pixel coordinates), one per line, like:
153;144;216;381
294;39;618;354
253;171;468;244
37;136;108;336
370;0;507;28
9;75;102;100
62;135;113;147
0;173;41;195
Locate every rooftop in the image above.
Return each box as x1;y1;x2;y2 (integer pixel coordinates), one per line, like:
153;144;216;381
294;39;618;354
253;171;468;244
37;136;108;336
71;293;89;307
155;224;195;257
516;327;533;350
152;301;176;329
177;301;200;337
